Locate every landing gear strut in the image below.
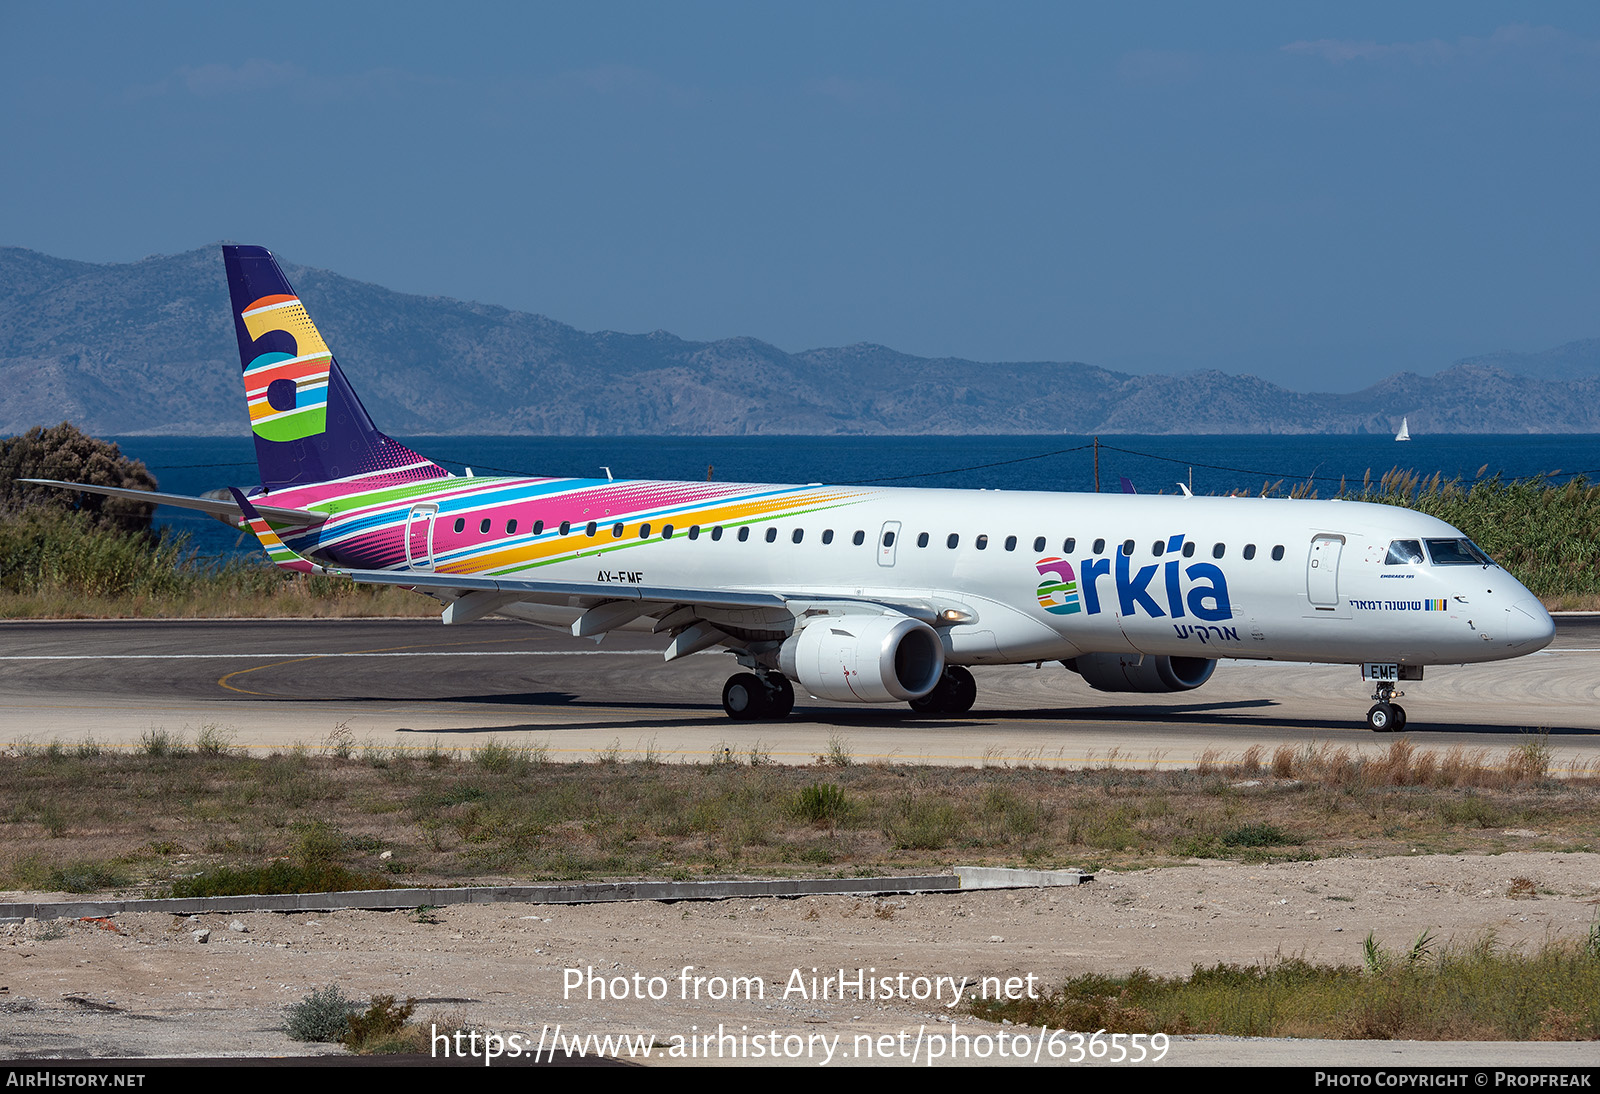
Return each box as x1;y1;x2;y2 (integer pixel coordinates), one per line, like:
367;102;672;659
909;665;977;715
1366;681;1407;733
722;671;795;721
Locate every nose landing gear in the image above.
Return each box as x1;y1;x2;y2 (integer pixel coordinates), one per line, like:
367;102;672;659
1366;681;1407;732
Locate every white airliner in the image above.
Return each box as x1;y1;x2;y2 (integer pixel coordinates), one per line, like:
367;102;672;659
29;246;1556;731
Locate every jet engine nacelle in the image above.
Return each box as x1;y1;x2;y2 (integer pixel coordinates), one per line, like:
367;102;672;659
1063;653;1216;693
779;614;945;703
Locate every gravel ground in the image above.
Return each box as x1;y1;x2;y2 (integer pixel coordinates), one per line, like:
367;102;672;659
3;851;1597;1067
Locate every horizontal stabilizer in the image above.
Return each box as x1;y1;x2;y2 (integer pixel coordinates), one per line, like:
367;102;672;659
20;479;322;526
229;487;326;574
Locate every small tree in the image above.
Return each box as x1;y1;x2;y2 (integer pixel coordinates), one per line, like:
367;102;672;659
0;423;158;534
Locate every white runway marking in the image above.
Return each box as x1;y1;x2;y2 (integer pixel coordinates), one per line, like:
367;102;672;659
0;651;663;660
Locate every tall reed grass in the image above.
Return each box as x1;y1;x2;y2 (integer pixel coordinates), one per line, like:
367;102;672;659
0;509;427;617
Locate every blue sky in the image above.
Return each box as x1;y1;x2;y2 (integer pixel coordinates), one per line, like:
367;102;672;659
3;1;1597;390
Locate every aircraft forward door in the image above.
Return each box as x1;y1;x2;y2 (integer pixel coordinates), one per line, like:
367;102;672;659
405;503;439;571
877;521;901;567
1307;534;1345;608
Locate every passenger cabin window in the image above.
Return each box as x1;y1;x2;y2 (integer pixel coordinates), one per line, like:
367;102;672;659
711;526;723;541
453;518;465;533
822;529;834;544
917;532;930;548
559;521;571;535
1122;539;1135;556
765;527;777;543
1182;542;1195;557
1385;540;1424;565
585;521;597;537
1212;543;1224;559
792;529;803;544
1065;537;1077;553
1092;538;1105;555
947;534;959;549
853;530;865;546
479;518;491;534
1005;535;1017;551
883;530;895;547
1152;540;1165;556
1271;545;1285;561
506;519;517;534
638;523;651;539
612;522;624;538
976;535;988;550
688;525;700;540
662;525;674;539
1243;544;1257;560
738;527;750;542
1033;537;1046;552
533;520;544;535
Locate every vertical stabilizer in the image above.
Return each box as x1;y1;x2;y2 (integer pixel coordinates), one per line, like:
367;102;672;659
223;245;448;492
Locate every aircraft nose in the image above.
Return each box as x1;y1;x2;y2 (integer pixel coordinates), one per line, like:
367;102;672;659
1506;597;1555;652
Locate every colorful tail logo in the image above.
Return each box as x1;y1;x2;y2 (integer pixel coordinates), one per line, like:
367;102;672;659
223;245;449;492
240;294;332;443
1035;556;1081;615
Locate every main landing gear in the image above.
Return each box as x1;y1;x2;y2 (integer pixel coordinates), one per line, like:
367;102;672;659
1366;681;1407;733
722;671;795;721
909;666;977;715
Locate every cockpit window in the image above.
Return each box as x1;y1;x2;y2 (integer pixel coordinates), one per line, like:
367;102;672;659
1385;540;1424;566
1426;538;1494;566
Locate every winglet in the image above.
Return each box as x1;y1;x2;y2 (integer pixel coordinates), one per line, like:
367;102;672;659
229;487;326;574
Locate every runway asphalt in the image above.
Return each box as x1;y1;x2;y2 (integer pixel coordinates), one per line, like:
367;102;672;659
2;616;1596;770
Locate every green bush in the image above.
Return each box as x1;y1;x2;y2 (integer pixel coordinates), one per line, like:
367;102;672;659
791;783;848;825
284;984;359;1043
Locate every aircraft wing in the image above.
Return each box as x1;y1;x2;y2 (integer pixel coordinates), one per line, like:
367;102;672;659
331;565;790;611
331;565;943;621
20;479;322;526
329;565;949;655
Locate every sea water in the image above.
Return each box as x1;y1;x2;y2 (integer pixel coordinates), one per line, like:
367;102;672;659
108;434;1600;560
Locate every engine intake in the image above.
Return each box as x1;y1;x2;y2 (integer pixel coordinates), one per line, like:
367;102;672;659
779;614;945;703
1063;653;1216;693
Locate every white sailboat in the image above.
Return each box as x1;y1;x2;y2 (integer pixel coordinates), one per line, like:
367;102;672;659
1395;417;1411;442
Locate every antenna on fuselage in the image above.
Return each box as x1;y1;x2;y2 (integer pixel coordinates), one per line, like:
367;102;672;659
601;466;613;481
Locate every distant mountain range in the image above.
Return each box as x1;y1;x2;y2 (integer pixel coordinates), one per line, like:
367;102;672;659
3;245;1599;436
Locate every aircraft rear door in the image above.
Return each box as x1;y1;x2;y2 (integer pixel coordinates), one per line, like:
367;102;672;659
1307;534;1345;608
405;503;439;571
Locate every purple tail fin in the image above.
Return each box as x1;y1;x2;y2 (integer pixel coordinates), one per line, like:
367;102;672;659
223;245;447;492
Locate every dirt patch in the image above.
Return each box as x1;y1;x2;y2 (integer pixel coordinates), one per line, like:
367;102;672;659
4;852;1596;1063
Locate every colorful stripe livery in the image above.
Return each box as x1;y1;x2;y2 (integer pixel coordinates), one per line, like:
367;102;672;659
270;473;871;578
219;248;887;579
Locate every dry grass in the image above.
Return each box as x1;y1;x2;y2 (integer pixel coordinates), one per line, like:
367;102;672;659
973;934;1600;1040
0;581;433;619
1;738;1595;894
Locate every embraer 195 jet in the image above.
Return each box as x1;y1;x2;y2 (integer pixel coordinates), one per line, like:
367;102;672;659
29;246;1556;731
